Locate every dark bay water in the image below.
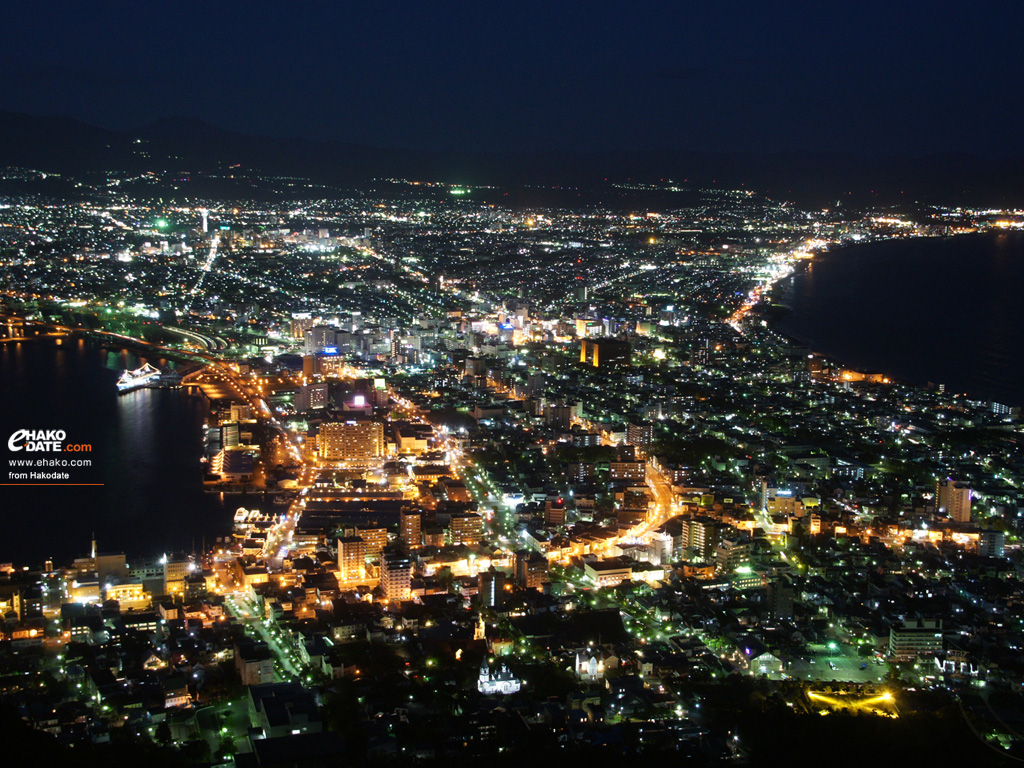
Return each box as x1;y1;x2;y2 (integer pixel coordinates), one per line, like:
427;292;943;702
0;337;231;567
775;231;1024;406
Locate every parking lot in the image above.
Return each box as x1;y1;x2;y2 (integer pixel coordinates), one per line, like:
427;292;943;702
783;644;886;684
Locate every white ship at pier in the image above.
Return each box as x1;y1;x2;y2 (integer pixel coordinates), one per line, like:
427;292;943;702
116;362;162;393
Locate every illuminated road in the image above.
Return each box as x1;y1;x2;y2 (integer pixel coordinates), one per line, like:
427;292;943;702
588;422;679;541
260;502;299;563
181;363;272;418
184;235;220;315
162;325;217;351
223;593;308;681
640;462;679;536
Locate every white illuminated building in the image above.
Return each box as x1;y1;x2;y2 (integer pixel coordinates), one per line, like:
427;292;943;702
477;659;521;695
575;651;606;681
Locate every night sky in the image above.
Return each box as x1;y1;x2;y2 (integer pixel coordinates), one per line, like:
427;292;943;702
2;1;1022;156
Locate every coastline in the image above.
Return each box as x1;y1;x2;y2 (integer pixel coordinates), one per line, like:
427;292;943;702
766;310;923;393
763;231;1023;407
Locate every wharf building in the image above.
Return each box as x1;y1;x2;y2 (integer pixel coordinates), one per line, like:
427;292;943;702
210;448;256;482
298;488;406;543
162;553;192;597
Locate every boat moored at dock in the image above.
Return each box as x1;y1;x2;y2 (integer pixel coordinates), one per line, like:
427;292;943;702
116;363;162;393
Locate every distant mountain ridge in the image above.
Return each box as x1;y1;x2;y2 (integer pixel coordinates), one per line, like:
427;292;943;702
1;110;1021;206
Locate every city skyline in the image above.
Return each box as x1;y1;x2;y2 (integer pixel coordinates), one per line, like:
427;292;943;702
1;153;1022;767
2;7;1024;762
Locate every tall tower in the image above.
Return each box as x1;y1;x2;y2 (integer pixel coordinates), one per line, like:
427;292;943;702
200;209;209;233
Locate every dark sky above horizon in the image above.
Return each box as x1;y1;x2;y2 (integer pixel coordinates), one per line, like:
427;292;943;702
2;1;1022;156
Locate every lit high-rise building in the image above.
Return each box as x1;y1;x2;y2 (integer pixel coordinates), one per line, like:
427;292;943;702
381;549;412;602
355;526;387;557
479;566;506;608
296;383;330;412
978;530;1005;558
766;578;795;623
889;619;943;661
544;498;566;527
936;479;971;523
304;325;338;355
318;421;385;463
514;549;548;589
291;312;315;340
448;512;483;545
580;338;630;368
337;536;366;583
400;510;422;550
715;537;750;575
688;517;728;562
626;421;654;449
609;461;645;482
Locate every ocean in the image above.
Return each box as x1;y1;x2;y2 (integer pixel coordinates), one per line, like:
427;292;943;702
0;336;232;567
774;231;1024;406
